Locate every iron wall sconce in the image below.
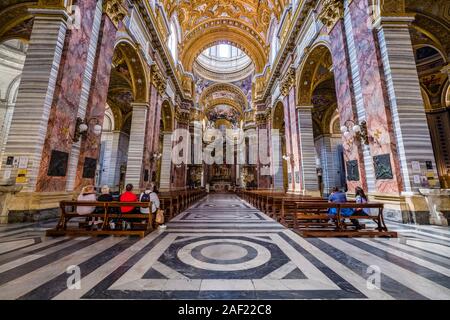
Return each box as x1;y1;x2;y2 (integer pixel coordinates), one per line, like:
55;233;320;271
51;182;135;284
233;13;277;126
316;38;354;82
340;120;369;145
73;117;102;143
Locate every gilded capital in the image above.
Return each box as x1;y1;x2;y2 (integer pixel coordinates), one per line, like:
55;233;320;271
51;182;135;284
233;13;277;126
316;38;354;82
255;113;267;126
151;64;167;96
103;0;127;29
175;109;190;125
280;67;296;97
318;0;344;32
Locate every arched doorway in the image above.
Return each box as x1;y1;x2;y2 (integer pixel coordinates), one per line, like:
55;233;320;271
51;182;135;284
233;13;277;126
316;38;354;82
413;44;450;187
97;40;148;192
0;39;28;166
272;101;288;191
298;44;345;196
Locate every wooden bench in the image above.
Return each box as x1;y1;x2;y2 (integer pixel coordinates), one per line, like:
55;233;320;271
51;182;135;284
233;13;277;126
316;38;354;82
288;202;397;238
46;200;154;238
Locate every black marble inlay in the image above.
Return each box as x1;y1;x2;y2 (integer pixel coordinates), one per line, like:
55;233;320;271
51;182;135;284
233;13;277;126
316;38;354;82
142;267;168;280
154;236;290;279
282;267;307;279
346;160;359;181
82;157;97;178
47;150;69;177
373;154;393;180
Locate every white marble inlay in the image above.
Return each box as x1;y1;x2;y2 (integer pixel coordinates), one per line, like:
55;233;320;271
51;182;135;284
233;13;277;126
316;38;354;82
201;244;248;261
177;239;271;271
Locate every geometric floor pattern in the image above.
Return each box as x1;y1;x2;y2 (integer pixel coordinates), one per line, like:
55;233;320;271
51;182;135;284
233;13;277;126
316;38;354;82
0;193;449;299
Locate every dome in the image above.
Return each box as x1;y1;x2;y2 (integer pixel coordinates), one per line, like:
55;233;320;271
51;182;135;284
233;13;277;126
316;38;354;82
194;44;254;82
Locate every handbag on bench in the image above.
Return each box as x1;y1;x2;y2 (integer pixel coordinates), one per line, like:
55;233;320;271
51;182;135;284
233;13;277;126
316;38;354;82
155;208;165;224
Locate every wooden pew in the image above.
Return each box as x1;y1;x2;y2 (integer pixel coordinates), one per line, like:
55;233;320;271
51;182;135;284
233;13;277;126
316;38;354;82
289;202;397;238
46;201;153;238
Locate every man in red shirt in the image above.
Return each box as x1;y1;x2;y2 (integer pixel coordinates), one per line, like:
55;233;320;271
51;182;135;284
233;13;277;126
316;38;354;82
120;184;138;213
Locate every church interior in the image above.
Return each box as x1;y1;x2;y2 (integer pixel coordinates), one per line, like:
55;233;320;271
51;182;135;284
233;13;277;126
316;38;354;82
0;0;449;301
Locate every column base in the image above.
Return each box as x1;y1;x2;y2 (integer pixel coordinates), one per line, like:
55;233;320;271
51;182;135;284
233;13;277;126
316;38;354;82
0;190;74;224
369;192;450;226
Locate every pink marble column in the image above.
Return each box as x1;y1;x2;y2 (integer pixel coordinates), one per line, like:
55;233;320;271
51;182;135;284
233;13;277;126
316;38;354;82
348;0;402;193
173;121;189;190
287;86;302;192
328;19;368;192
282;96;295;191
141;84;158;189
35;0;98;192
74;15;117;190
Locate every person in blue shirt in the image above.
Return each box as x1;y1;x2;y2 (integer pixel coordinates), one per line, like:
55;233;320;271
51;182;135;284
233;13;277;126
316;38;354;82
328;186;353;218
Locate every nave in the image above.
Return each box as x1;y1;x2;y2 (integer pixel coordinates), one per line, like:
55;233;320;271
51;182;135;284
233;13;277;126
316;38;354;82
0;194;449;300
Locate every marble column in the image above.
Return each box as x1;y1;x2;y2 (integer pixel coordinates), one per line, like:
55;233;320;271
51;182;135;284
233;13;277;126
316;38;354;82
288;88;302;192
315;134;342;195
35;0;100;192
141;85;158;188
74;14;118;190
65;0;104;191
256;120;270;189
343;0;376;192
0;10;68;192
282;96;295;192
99;130;128;190
297;106;319;194
374;16;440;192
124;103;149;189
159;132;173;191
272;130;284;191
326;13;368;193
348;0;403;193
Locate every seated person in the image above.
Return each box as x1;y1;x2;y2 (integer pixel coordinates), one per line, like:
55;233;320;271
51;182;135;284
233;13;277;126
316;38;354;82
351;187;369;229
328;186;353;218
77;185;96;215
119;184;138;230
120;183;138;213
96;185;113;212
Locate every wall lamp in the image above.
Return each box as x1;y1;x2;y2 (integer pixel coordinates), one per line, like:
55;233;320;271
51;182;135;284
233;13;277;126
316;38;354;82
282;154;294;163
340;120;369;145
73;117;102;142
151;152;162;161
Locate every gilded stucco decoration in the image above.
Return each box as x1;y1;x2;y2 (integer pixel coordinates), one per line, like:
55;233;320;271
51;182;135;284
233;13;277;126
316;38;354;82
103;0;127;29
175;109;191;124
114;41;149;103
151;63;167;96
280;66;295;97
199;83;248;110
318;0;344;31
161;0;289;72
297;45;332;106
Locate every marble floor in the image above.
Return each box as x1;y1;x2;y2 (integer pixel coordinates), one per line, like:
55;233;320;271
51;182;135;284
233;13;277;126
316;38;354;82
0;193;449;300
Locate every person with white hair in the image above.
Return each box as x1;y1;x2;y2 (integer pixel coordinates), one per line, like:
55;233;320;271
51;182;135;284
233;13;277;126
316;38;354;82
97;185;113;202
